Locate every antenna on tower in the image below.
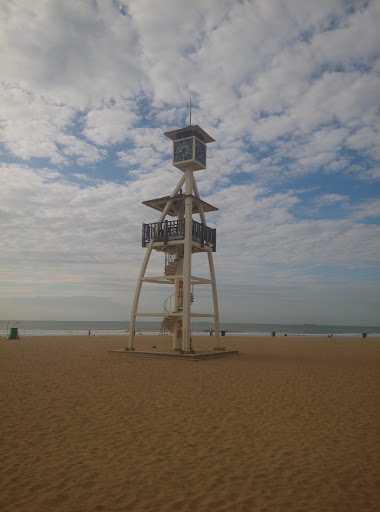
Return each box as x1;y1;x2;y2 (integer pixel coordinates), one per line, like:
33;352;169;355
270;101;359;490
189;97;192;126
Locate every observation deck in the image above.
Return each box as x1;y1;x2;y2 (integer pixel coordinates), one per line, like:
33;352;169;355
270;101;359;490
142;219;216;252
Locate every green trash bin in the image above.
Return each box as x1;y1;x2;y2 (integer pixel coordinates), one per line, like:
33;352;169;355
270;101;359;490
271;331;276;337
9;327;19;339
362;333;367;339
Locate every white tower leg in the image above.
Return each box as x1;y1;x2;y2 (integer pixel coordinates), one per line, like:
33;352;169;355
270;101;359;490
182;170;193;352
191;175;221;348
207;247;220;349
128;174;186;350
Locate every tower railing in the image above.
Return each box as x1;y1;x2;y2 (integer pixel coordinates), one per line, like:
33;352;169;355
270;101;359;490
142;219;216;252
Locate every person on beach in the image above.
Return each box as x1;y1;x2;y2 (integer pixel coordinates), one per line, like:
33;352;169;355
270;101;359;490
88;329;91;336
284;330;287;337
209;328;213;336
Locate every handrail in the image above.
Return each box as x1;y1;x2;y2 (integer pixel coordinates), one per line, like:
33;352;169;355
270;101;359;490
163;293;175;313
165;253;176;267
142;218;216;252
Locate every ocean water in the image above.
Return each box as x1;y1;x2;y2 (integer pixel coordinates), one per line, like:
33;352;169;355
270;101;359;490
1;320;379;338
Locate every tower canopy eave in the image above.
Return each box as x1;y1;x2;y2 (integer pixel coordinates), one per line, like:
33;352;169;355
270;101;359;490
142;194;218;217
164;125;215;144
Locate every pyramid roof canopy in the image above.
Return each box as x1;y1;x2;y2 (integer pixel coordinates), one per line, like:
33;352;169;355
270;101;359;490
164;125;215;144
142;194;218;217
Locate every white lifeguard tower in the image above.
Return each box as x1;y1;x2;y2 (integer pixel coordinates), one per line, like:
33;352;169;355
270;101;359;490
128;119;221;354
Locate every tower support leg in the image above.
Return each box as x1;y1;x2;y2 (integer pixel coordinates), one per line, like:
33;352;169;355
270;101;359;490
129;174;186;350
191;175;221;349
128;239;154;350
182;170;193;352
207;248;221;350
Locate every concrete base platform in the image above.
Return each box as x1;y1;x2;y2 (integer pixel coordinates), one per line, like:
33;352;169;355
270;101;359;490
108;348;238;360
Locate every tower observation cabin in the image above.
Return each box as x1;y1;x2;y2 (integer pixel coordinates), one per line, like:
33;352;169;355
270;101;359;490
128;122;221;353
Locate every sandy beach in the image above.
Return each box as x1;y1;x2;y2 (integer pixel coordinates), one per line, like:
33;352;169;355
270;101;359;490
1;335;378;511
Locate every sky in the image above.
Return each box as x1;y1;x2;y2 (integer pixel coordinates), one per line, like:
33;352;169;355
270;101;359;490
1;0;379;325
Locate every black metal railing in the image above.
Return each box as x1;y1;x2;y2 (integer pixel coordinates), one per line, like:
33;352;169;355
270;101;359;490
142;219;216;252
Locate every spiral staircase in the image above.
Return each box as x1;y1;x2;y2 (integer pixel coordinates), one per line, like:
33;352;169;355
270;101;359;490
160;255;194;334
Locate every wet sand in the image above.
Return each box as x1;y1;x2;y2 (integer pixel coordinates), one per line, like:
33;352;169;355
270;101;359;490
1;335;378;511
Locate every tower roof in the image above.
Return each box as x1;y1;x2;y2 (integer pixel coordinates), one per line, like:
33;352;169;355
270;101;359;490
164;125;215;144
142;193;218;217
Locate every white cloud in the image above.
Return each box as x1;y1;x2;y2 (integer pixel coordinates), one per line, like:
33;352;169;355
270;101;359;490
313;193;350;208
83;105;139;146
349;198;380;221
345;126;379;159
0;85;74;164
0;0;144;109
209;184;379;271
311;0;380;66
58;135;108;165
